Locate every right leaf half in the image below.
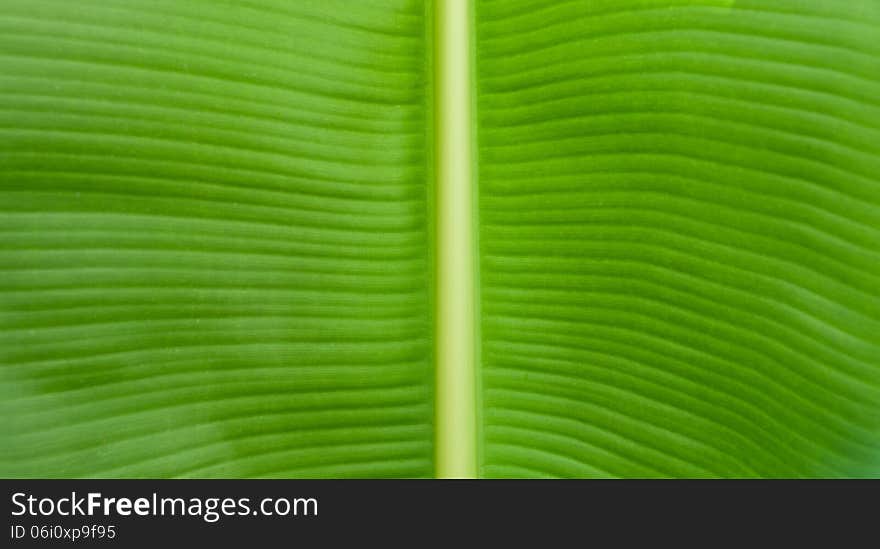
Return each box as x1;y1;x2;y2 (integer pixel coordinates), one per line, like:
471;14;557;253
475;0;880;477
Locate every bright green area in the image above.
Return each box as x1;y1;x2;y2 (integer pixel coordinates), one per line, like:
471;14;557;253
475;0;880;477
0;0;436;478
2;0;880;479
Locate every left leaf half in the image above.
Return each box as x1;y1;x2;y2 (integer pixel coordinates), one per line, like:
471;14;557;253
0;0;435;478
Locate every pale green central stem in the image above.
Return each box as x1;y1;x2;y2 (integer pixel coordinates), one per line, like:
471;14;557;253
434;0;476;478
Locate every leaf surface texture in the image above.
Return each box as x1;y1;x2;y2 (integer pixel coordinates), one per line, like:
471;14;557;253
0;0;436;478
2;0;880;478
475;0;880;477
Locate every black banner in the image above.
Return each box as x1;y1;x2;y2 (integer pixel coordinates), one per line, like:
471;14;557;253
1;480;874;546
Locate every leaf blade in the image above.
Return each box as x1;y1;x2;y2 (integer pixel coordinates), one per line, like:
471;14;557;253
0;0;436;478
475;0;880;477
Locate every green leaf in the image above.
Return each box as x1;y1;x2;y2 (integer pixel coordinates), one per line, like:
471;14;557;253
2;0;879;478
0;0;435;478
475;0;880;477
